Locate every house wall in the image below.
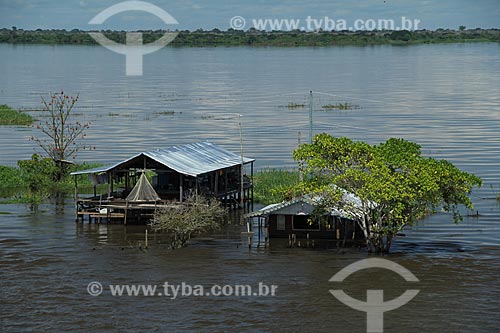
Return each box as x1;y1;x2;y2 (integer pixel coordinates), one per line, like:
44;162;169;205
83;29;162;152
267;213;364;242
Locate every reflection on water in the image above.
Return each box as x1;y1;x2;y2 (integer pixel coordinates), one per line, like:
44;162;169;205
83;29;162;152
1;43;500;331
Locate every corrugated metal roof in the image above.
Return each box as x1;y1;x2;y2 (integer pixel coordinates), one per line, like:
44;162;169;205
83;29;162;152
244;187;376;219
71;142;254;177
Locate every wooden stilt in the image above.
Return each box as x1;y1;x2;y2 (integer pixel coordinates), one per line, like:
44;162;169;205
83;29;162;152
124;201;129;225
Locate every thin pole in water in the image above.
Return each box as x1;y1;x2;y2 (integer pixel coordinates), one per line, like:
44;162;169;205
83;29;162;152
309;90;313;144
238;114;244;207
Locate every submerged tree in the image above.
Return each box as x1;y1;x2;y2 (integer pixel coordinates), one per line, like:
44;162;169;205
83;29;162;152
292;133;482;253
149;195;226;249
30;91;90;181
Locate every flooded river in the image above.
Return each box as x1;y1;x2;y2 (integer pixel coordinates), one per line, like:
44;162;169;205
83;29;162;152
1;43;500;332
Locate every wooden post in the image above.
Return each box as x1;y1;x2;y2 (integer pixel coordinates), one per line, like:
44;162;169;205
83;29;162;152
336;217;340;240
179;174;183;202
124;201;129;225
74;175;79;223
257;219;261;247
107;172;111;199
110;172;114;195
224;170;228;196
251;162;254;211
195;177;199;196
215;171;219;196
145;229;148;248
264;218;269;248
125;172;129;191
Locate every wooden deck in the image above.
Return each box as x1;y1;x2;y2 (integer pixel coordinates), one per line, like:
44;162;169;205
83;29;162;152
75;180;253;225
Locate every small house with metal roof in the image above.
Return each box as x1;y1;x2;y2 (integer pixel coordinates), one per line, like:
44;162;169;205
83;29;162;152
72;142;255;223
244;193;366;243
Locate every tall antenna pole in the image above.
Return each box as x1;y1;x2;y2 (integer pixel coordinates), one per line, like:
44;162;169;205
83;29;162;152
309;90;313;144
298;131;303;182
238;114;244;207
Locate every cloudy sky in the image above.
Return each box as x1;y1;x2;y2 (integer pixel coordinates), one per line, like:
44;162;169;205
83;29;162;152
0;0;498;31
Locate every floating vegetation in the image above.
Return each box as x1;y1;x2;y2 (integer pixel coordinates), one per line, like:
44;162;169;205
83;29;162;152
322;102;361;110
0;104;34;125
155;110;180;116
200;115;234;120
285;102;306;109
106;112;134;117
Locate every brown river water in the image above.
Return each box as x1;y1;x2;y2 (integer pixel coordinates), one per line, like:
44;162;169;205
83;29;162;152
1;43;500;332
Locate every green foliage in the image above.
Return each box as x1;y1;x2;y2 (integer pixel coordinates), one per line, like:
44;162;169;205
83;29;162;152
390;30;413;41
149;195;226;249
0;104;34;125
17;154;57;207
54;162;105;192
0;160;104;202
293;134;482;253
253;169;301;204
286;102;306;109
0;28;498;47
0;165;24;199
0;165;23;188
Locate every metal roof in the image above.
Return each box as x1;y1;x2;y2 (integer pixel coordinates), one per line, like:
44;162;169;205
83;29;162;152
244;198;309;218
244;187;375;219
71;142;255;177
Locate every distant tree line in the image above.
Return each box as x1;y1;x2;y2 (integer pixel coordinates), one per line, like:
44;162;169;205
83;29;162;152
0;28;498;47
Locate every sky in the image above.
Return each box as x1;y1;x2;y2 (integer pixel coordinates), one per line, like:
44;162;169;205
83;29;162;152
0;0;498;31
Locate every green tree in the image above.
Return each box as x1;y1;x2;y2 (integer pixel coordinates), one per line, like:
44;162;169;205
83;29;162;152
30;92;90;181
292;134;481;253
459;25;466;31
149;195;226;249
390;30;413;41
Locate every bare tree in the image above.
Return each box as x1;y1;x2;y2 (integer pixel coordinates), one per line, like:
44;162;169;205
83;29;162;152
30;91;90;180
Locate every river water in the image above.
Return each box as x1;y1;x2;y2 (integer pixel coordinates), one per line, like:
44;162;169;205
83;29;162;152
1;43;500;332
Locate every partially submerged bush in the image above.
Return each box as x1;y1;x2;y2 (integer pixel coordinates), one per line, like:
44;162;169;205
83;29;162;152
17;154;56;208
149;195;226;249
